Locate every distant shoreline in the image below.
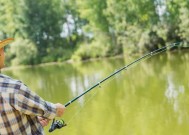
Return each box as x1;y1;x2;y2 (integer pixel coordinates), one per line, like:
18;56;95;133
2;55;124;71
3;48;189;71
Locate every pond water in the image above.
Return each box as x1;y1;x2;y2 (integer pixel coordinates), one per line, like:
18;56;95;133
3;51;189;135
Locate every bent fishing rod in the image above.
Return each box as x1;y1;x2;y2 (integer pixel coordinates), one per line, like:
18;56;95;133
49;42;183;132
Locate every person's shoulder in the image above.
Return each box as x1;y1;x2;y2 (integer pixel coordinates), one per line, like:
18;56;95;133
0;74;31;95
0;74;23;85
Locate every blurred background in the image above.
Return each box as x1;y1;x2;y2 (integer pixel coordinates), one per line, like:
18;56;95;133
1;1;189;135
0;0;189;66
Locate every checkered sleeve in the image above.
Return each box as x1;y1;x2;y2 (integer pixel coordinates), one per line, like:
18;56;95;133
12;83;57;119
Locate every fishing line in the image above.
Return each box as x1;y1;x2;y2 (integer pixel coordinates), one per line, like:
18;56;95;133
65;57;149;126
66;85;101;125
49;41;183;132
66;67;122;125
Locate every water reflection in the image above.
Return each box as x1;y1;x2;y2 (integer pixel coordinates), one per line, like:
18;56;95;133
2;51;189;135
165;74;185;102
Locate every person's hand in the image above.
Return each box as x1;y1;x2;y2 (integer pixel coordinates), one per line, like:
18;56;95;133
55;103;66;117
38;116;50;127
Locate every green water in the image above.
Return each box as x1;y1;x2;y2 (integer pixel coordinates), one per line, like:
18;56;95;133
3;51;189;135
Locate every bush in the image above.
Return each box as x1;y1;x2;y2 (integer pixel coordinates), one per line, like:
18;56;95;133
41;46;74;63
6;38;38;66
71;35;111;61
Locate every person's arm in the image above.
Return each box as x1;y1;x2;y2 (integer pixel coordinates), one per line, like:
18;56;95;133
12;83;65;119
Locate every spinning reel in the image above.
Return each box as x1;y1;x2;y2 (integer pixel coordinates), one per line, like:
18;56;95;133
49;119;67;132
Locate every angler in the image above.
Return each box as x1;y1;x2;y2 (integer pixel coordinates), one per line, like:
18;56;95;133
0;38;66;135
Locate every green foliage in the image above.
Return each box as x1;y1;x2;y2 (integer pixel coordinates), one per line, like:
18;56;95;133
105;0;161;55
178;1;189;42
77;0;109;32
41;46;74;63
0;0;25;37
0;0;188;66
6;38;38;65
0;0;84;65
72;35;111;61
23;0;65;58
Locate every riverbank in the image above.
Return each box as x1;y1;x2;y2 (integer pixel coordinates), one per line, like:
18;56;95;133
2;54;124;71
3;47;189;72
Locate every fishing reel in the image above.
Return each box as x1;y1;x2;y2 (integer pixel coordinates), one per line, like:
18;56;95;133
49;119;67;132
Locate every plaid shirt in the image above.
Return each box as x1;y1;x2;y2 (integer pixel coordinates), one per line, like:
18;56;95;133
0;74;57;135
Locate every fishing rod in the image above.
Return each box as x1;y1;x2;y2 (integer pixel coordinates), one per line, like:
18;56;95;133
49;41;183;132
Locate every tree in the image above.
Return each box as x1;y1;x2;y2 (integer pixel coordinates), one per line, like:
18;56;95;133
0;0;25;38
23;0;64;61
105;0;161;54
